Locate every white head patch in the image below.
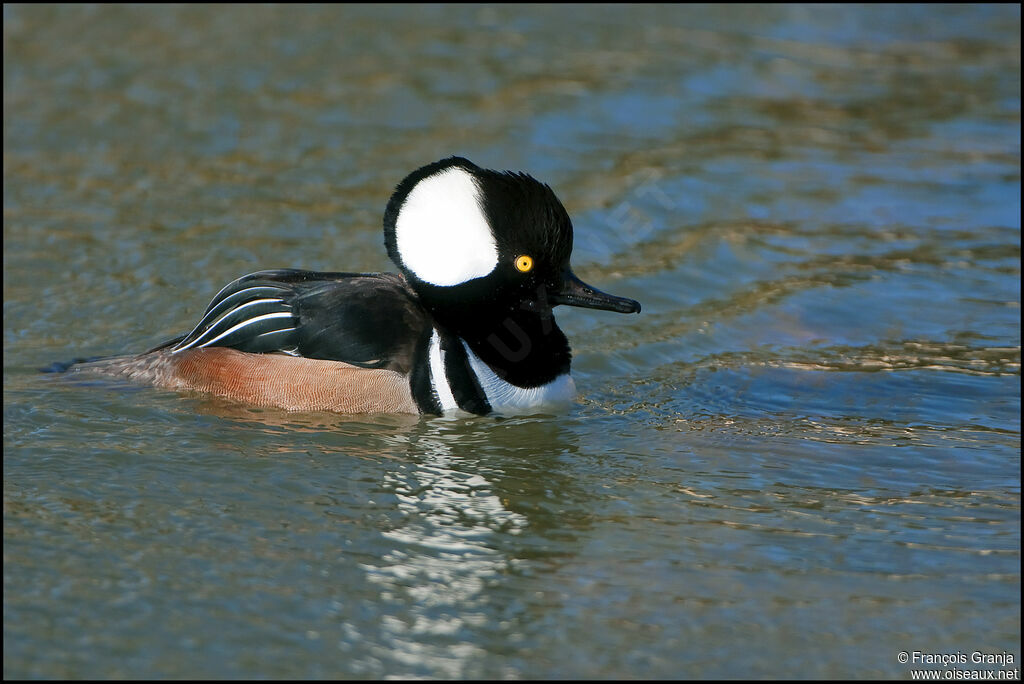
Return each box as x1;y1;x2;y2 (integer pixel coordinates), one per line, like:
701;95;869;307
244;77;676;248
394;166;499;287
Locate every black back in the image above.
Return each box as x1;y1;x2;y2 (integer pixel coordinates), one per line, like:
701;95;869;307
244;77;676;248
169;269;431;374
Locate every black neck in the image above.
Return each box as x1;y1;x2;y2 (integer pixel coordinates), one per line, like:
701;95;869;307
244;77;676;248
434;306;572;388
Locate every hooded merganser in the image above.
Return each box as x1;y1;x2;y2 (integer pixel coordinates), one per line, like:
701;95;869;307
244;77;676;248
69;157;641;415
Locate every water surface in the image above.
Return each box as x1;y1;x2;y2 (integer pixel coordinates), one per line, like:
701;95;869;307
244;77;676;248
4;4;1020;679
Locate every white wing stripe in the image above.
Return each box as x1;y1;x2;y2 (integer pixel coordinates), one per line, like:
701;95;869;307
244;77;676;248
185;288;287;335
175;285;289;350
173;299;290;353
193;312;295;349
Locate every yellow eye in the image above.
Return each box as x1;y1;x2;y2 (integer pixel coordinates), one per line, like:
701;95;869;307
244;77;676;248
515;255;534;273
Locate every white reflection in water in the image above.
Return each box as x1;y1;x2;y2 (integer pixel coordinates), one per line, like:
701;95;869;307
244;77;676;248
359;432;527;677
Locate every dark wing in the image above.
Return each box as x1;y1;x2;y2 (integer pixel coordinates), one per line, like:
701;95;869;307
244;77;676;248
167;269;429;373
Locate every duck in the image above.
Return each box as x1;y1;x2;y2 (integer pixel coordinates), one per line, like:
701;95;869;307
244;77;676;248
67;156;641;415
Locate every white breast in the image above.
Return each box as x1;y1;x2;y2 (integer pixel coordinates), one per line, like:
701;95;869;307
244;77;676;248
427;330;577;416
428;330;459;412
462;340;576;415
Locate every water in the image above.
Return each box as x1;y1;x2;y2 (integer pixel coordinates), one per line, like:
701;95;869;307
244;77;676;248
4;4;1020;679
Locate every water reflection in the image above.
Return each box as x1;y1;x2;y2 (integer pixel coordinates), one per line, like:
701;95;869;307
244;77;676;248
168;403;586;678
182;394;424;436
352;419;572;678
4;2;1019;678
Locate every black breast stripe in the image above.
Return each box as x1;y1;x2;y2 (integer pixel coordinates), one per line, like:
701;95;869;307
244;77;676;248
410;327;442;416
440;330;492;416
